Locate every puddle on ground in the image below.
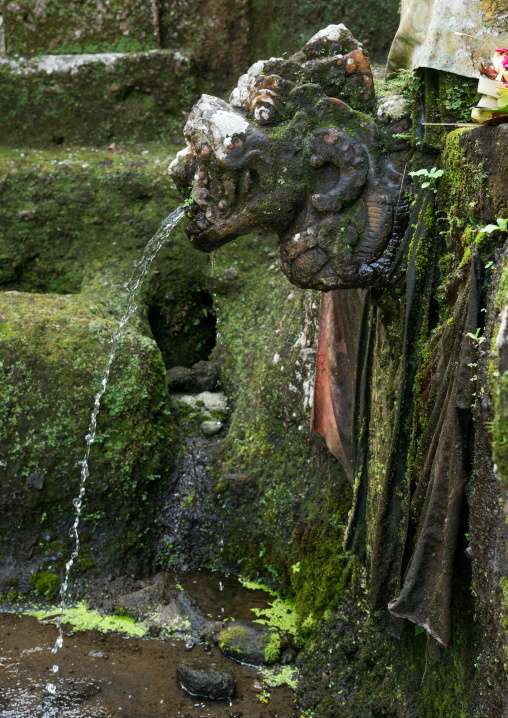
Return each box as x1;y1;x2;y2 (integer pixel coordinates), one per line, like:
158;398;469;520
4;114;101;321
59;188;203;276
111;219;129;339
174;569;274;623
0;570;299;718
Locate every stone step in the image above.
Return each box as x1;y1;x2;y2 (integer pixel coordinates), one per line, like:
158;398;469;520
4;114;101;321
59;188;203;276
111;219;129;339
0;144;183;292
0;142;215;363
2;0;160;56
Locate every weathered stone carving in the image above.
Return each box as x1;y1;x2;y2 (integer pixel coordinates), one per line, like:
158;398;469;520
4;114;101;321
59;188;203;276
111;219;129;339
169;24;411;291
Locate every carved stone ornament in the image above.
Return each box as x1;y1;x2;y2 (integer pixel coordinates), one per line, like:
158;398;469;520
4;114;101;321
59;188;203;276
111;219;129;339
169;24;411;291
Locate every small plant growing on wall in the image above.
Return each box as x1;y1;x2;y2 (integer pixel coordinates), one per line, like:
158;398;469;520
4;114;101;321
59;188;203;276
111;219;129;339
482;217;508;235
409;167;445;193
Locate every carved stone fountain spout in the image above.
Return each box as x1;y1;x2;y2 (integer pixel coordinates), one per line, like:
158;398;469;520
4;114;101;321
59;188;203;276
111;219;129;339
170;23;477;649
169;23;411;291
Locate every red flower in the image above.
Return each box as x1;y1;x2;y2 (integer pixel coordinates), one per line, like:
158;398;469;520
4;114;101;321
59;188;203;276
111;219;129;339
496;48;508;54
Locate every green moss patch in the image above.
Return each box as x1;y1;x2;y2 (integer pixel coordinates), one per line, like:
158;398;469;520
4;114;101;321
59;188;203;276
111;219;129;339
25;601;147;637
29;571;60;600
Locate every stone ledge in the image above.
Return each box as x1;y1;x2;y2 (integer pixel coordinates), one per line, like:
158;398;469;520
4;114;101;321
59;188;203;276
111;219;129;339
2;0;160;57
0;50;198;147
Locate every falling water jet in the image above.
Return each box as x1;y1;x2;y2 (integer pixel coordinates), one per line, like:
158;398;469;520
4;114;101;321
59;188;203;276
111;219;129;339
46;206;185;695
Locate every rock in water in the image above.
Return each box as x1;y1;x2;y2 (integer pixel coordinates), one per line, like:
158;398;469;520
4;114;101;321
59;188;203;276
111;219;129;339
116;573;207;635
218;621;280;665
176;657;236;699
167;366;194;392
115;573;175;621
201;420;223;436
157;590;208;635
192;360;218;391
27;472;45;490
222;267;239;281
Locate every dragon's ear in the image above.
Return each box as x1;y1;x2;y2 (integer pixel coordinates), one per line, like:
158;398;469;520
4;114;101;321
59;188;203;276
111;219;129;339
309;128;368;214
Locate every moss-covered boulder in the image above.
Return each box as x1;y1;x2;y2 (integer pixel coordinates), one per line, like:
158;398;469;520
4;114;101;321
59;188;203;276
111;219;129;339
218;620;280;665
0;146;216;366
441;125;508;224
0;146;176;291
0;52;198;147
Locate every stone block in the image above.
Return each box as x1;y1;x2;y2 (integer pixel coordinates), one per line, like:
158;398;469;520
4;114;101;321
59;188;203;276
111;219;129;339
0;289;177;586
2;0;159;56
0;50;198;147
442;125;508;224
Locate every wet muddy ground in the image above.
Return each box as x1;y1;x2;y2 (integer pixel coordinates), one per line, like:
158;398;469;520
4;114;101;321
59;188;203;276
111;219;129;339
0;615;298;718
0;570;299;718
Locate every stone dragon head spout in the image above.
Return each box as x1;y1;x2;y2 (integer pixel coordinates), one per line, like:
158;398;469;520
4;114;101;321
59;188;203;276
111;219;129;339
169;24;410;290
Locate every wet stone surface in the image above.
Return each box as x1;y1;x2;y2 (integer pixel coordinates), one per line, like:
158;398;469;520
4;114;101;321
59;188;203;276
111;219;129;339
154;435;225;570
177;656;236;699
218;621;280;666
167;361;218;394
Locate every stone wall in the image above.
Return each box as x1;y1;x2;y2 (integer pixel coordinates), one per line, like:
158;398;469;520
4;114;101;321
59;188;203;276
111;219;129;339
0;146;216;594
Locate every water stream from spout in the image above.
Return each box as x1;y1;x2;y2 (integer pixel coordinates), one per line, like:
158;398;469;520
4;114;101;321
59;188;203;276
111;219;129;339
46;206;184;695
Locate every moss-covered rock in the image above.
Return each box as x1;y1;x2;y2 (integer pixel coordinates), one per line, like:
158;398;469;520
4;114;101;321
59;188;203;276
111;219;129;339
218;620;280;665
0;289;178;590
0;146;216;366
441;125;508;226
0;52;198;147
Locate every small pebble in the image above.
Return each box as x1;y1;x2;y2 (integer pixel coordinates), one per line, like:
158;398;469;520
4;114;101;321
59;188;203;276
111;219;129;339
223;267;239;280
87;650;108;659
250;680;265;693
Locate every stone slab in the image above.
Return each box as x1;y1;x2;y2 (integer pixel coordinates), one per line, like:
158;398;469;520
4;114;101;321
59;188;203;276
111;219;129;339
0;50;198;146
2;0;159;56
